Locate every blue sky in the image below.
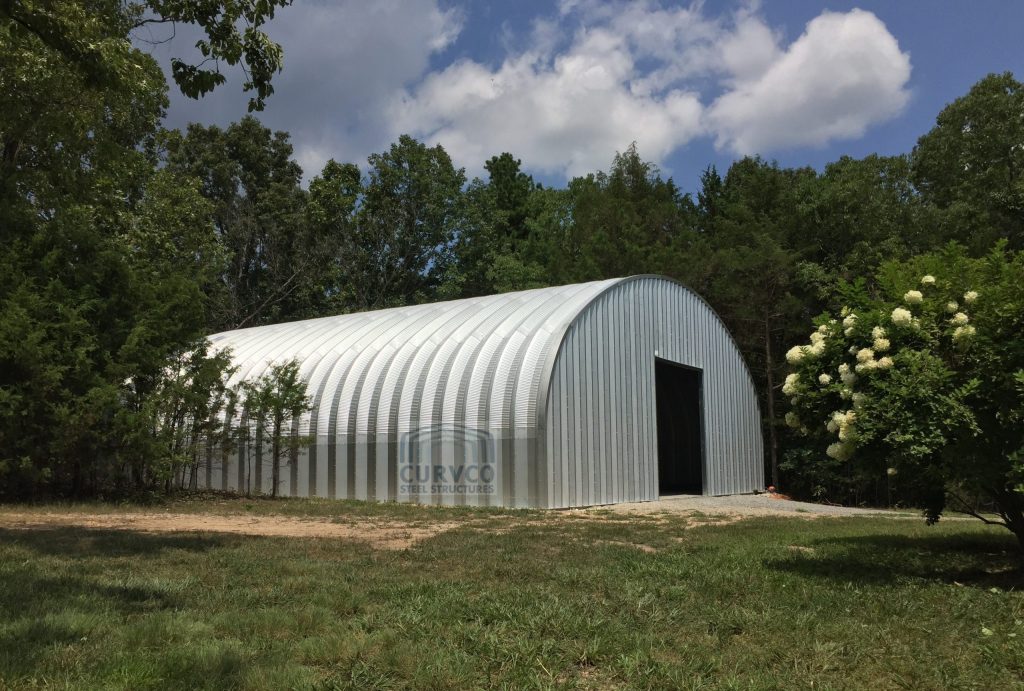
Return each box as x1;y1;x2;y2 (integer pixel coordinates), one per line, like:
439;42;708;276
147;1;1024;193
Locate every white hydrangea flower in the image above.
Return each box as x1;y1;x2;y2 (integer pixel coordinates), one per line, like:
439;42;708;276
817;324;830;334
835;410;857;442
856;348;875;363
950;312;969;326
810;331;825;345
841;372;857;387
952;325;977;341
946;301;959;313
840;306;851;317
826;419;838;433
782;373;801;395
921;275;936;285
808;341;826;357
887;467;897;477
891;307;913;326
871;326;887;339
838;363;850;374
964;290;978;304
904;290;923;305
873;337;890;352
785;411;801;428
818;373;832;385
855;360;879;374
785;345;806;365
842;313;858;329
848;345;859;355
826;441;855;461
851;392;867;408
877;356;894;369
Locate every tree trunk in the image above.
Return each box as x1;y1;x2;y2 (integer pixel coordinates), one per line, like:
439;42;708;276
764;317;779;488
995;488;1024;554
271;417;281;498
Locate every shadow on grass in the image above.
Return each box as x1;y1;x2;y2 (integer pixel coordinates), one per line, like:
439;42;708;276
0;527;237;681
0;525;226;558
765;531;1024;589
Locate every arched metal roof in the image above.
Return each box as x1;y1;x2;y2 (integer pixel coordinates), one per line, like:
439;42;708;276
208;278;623;436
204;276;764;505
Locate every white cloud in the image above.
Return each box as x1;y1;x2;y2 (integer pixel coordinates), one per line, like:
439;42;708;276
707;9;912;155
389;3;911;178
388;2;714;178
143;0;463;178
143;1;912;181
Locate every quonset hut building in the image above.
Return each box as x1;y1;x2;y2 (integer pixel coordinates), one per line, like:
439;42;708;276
203;275;764;508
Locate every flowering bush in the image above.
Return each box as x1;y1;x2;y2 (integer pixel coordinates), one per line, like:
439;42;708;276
783;243;1024;545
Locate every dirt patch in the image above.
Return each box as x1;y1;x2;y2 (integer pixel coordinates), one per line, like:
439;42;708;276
0;511;459;550
594;539;658;553
787;545;816;554
590;494;905;519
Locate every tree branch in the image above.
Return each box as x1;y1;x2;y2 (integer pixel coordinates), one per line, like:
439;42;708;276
949;490;1008;527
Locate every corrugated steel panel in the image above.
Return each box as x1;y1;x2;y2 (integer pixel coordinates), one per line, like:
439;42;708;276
202;275;764;507
539;276;764;505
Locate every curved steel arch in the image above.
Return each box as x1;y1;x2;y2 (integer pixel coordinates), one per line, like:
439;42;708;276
204;276;764;506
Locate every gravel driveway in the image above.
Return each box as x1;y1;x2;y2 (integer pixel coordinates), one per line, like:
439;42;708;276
593;493;908;518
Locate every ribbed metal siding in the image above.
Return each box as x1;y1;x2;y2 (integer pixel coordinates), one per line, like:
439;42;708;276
203;280;620;506
202;275;763;507
541;276;764;506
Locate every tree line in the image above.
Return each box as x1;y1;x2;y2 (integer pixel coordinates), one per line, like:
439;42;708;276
1;2;1021;503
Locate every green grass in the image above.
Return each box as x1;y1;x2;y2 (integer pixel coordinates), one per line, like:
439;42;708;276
1;500;1022;689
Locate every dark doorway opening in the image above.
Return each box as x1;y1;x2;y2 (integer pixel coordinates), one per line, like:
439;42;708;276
655;359;704;495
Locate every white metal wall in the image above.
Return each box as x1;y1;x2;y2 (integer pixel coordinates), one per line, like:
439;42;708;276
201;276;764;507
541;276;764;507
202;280;619;505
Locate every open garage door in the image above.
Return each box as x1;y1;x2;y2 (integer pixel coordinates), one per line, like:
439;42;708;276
655;359;704;495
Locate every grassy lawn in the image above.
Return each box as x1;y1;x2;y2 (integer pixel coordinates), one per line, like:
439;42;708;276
1;499;1022;689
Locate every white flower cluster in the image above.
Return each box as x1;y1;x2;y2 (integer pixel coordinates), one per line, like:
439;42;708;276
782;372;801;396
833;410;857;441
841;313;859;337
891;307;913;327
818;373;832;385
785;346;806;365
826;441;855;461
785;411;801;428
953;325;976;341
788;328;830;365
838;362;857;386
920;275;936;285
870;326;890;352
964;290;978;304
825;411;858;460
853;348;893;373
946;301;959;313
950;312;969;327
904;290;923;305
